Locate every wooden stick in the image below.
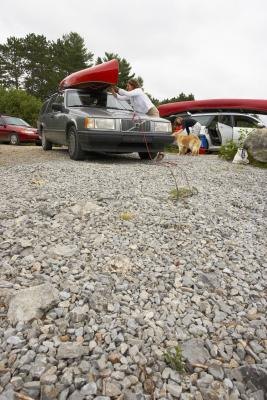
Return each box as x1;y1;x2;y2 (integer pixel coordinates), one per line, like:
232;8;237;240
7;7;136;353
191;363;209;370
239;340;260;362
15;392;35;400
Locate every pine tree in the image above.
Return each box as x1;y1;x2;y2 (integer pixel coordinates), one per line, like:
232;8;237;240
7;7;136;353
53;32;93;77
0;37;25;89
23;33;53;99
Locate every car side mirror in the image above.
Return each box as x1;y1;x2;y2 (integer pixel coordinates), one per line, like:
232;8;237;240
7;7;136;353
52;103;63;112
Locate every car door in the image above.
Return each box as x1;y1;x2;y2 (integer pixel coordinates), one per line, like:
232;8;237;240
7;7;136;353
0;117;9;142
217;114;233;145
42;94;58;142
232;115;259;143
49;93;68;145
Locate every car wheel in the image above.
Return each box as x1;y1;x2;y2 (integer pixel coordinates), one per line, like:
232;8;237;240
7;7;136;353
138;152;157;160
10;133;20;145
42;133;52;151
68;126;85;160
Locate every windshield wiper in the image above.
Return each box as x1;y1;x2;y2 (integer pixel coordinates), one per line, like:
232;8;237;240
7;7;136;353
107;106;133;111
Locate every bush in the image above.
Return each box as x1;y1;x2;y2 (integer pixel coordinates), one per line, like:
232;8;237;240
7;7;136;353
219;139;267;168
218;140;238;161
0;86;42;126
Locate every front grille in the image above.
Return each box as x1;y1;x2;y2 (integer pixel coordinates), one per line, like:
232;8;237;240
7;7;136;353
121;119;151;132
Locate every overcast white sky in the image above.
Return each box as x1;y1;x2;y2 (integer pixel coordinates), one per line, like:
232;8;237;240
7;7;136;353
1;0;267;105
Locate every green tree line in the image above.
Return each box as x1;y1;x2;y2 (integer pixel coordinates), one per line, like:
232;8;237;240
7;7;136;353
0;32;194;124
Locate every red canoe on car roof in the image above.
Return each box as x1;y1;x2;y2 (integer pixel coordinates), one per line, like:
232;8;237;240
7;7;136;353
59;59;119;91
158;99;267;117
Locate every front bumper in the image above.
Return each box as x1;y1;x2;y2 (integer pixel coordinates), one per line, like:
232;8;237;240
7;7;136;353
19;133;40;143
78;130;173;153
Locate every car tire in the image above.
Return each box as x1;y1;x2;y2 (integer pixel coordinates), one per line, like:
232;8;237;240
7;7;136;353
10;133;20;145
68;126;85;160
42;133;52;151
138;152;157;160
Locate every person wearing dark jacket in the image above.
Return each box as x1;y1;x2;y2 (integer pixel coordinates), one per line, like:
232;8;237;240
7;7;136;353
174;116;201;135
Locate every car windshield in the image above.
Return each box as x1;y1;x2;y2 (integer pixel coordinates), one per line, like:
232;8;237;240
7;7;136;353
66;89;133;111
106;93;133;111
66;90;107;107
4;117;30;127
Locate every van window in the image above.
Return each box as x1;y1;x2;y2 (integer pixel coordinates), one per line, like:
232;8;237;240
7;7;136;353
234;115;259;128
219;115;232;126
192;115;215;126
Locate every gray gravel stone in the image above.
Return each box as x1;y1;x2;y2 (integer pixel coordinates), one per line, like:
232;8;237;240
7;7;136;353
1;151;266;399
57;342;88;359
182;338;210;364
80;382;97;395
7;283;59;325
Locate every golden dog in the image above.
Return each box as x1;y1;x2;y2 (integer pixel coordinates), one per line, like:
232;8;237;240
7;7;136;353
172;131;201;156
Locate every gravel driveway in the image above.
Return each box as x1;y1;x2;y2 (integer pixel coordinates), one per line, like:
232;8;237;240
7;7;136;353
0;144;266;399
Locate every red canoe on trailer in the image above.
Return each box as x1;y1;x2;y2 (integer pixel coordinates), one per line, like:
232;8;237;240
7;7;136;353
158;98;267;117
59;59;119;91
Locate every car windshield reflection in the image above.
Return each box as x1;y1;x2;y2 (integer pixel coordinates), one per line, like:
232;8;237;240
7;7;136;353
66;89;133;111
66;90;106;108
106;93;133;111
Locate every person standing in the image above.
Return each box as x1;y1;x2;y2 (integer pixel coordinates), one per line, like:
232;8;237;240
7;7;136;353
111;79;159;117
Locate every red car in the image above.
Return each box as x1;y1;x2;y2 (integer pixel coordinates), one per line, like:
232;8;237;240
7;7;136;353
0;115;40;145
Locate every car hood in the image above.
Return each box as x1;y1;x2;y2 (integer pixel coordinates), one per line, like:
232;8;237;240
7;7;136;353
69;107;164;121
59;59;119;91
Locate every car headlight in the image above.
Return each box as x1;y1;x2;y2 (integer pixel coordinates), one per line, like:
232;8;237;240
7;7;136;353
154;122;172;132
95;118;115;130
84;117;115;130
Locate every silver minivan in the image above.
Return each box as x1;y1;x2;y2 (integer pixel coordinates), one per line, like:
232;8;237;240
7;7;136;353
183;112;265;151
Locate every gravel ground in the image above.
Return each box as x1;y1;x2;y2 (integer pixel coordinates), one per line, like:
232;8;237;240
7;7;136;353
0;144;266;400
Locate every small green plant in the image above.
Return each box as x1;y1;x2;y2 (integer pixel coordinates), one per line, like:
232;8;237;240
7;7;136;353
169;186;197;200
120;211;134;221
219;129;251;161
237;128;250;147
164;345;185;373
165;144;179;154
218;140;238;161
